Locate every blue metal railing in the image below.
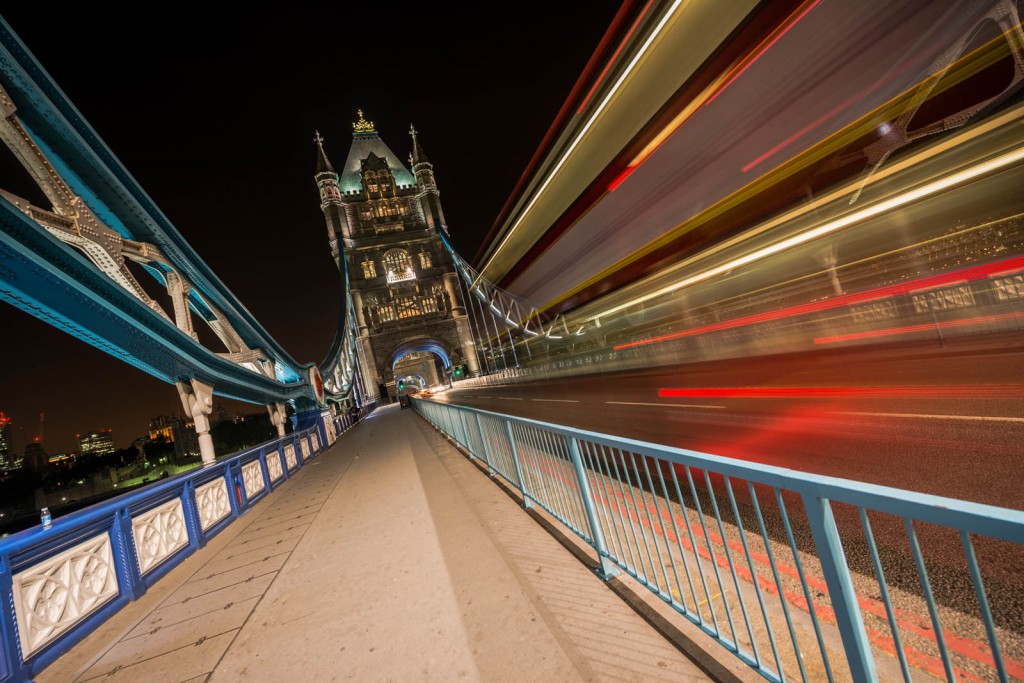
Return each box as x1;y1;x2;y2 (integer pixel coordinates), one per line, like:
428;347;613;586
0;405;372;683
413;397;1024;683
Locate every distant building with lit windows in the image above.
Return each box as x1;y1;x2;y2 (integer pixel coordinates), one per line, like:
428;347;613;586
0;412;15;470
149;415;200;462
78;430;115;457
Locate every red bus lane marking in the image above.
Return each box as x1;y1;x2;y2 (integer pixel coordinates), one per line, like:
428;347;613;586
592;483;996;683
524;454;1020;679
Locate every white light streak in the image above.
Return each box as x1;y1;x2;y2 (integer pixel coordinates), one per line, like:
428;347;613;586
479;0;687;280
593;145;1024;319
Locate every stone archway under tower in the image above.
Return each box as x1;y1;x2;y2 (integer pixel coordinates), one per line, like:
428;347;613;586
387;338;454;398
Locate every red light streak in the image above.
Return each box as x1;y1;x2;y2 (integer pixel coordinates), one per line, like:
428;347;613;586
703;0;822;108
658;385;1021;399
740;46;928;173
813;312;1024;344
613;254;1024;350
607;164;640;192
577;0;654;115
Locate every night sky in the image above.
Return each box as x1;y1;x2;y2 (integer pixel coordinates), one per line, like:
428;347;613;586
0;6;621;454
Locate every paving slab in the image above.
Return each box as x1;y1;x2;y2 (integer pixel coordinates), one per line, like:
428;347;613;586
37;404;744;682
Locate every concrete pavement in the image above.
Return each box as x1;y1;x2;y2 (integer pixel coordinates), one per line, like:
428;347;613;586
37;404;749;682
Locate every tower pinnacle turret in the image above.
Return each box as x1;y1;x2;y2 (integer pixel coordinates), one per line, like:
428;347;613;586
409;124;446;234
410;124;430;166
315;130;335;174
313;131;348;267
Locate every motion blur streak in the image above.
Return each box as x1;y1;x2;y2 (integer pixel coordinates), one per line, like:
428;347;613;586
613;254;1024;350
657;386;1021;399
814;312;1024;344
576;0;655;115
703;0;823;107
740;45;931;173
478;0;685;280
597;145;1024;322
611;1;824;190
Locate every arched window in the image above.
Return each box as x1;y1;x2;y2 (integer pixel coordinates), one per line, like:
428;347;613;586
383;249;415;284
365;172;379;194
418;251;432;269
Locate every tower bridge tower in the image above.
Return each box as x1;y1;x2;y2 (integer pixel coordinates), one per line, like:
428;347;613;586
314;111;478;402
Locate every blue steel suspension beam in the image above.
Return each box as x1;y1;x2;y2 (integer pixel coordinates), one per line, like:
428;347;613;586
0;18;321;408
0;199;312;405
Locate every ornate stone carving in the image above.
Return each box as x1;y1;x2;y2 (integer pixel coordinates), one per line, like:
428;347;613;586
284;444;297;470
196;478;230;531
266;450;283;482
12;533;119;657
311;432;320;452
242;461;265;500
132;498;189;575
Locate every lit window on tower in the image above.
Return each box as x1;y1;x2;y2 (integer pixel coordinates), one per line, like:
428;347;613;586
396;296;420;319
361;260;377;279
384;249;416;283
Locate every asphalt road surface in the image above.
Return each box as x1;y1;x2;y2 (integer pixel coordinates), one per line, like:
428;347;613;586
437;337;1024;511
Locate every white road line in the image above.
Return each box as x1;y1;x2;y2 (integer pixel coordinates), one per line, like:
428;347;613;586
531;399;580;403
606;401;725;410
839;411;1024;423
496;397;524;400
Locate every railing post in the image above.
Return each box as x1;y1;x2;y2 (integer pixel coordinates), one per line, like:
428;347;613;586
568;437;618;579
443;406;456;440
276;439;290;481
457;410;471;454
802;494;877;682
114;507;145;600
474;413;494;474
0;552;21;681
504;420;532;509
182;478;205;550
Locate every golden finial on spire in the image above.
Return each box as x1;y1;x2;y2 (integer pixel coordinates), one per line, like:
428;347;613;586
314;130;324;145
352;109;376;134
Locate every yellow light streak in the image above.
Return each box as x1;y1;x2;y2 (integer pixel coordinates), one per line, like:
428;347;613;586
477;0;688;283
593;145;1024;319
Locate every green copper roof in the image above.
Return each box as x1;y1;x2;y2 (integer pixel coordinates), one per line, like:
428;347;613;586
339;132;416;193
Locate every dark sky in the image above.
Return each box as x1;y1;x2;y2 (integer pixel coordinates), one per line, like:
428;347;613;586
0;6;622;454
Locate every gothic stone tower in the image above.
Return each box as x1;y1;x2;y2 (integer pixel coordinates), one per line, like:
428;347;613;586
315;111;479;402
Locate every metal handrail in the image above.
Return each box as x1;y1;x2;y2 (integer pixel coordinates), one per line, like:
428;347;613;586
413;397;1023;683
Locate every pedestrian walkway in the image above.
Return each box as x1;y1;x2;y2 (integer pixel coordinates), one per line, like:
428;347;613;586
37;405;751;682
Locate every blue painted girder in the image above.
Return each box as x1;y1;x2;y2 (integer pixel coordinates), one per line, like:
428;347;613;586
0;17;307;385
0;194;315;405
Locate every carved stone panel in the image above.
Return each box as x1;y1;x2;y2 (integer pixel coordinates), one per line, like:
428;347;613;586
196;478;230;531
132;498;189;576
267;450;284;483
242;461;265;500
284;444;297;470
12;533;120;657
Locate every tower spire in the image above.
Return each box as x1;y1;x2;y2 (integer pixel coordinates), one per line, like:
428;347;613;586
408;125;445;234
313;129;347;265
410;124;430;165
315;130;335;174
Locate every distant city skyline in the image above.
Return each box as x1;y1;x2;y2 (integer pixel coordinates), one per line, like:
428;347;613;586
0;396;253;456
